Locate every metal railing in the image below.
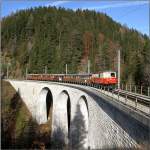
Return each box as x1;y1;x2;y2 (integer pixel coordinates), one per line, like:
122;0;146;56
121;84;150;97
113;89;150;106
97;87;150;115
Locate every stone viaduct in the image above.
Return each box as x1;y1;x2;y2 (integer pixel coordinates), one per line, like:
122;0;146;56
8;80;150;149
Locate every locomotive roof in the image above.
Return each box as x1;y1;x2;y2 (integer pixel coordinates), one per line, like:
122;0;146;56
98;71;116;73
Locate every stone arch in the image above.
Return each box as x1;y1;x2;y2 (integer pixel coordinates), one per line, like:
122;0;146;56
53;90;71;144
70;95;89;149
37;87;53;124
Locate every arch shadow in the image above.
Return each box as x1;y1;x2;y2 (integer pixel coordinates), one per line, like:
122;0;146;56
70;95;89;149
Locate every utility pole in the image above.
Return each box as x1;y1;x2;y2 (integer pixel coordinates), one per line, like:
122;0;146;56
6;63;11;79
7;64;9;79
66;64;68;74
45;66;47;74
118;49;120;89
26;67;28;80
88;60;90;74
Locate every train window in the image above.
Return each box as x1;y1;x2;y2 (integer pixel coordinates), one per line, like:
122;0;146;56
100;73;103;78
111;72;115;77
92;74;99;77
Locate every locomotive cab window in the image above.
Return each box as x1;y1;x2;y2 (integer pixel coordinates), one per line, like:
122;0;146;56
111;72;115;77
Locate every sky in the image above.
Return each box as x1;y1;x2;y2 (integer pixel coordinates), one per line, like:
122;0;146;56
2;0;150;36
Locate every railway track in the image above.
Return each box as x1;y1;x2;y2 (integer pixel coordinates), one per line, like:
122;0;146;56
24;78;150;113
58;80;150;115
54;80;150;112
7;78;150;115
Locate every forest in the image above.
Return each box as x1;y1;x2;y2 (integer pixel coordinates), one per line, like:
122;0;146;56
1;6;150;85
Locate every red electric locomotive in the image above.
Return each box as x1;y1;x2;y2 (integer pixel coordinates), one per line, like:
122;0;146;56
90;71;117;85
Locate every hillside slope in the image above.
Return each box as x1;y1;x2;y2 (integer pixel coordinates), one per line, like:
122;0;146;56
1;81;53;149
1;6;150;85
